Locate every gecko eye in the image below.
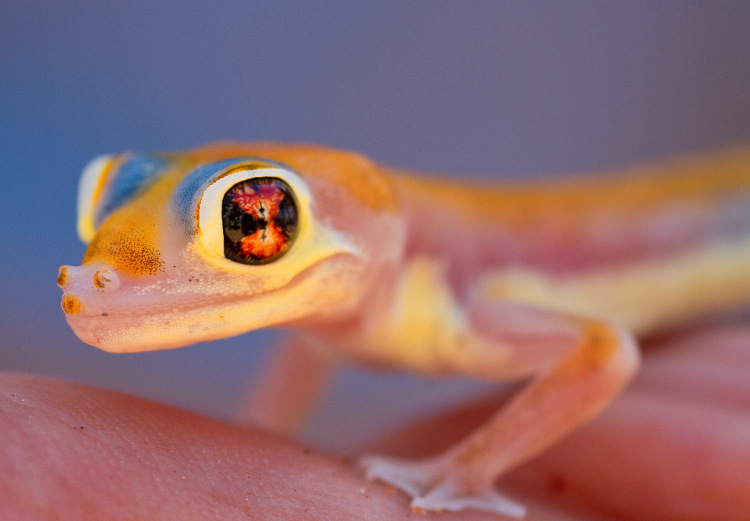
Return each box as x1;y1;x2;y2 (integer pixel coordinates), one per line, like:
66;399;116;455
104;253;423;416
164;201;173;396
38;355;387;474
194;159;355;271
221;177;298;264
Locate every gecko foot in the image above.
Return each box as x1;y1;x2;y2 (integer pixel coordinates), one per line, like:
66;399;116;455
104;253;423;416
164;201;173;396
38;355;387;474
359;454;526;518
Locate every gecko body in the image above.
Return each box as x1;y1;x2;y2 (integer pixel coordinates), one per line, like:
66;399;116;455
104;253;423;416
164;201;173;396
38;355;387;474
59;143;750;516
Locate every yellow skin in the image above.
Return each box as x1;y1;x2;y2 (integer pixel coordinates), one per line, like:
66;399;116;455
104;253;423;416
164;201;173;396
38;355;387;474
58;143;750;517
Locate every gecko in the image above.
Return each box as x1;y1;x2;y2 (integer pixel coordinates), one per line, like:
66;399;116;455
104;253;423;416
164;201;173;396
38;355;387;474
58;143;750;517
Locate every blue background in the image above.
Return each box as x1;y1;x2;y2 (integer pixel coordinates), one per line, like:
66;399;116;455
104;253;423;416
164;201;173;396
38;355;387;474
2;2;749;449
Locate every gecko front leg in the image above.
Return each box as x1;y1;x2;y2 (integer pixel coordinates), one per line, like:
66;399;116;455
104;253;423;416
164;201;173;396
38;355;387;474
239;334;336;434
358;258;641;517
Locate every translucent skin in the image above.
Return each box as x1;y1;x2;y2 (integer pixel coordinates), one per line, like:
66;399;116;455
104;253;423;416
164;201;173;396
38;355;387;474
58;143;750;516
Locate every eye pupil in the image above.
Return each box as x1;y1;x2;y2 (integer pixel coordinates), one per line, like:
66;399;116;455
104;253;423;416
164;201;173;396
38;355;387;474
222;177;298;264
240;212;258;235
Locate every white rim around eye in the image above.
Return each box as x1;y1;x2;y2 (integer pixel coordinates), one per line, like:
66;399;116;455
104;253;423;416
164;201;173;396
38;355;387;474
196;165;359;273
197;165;308;260
77;154;119;243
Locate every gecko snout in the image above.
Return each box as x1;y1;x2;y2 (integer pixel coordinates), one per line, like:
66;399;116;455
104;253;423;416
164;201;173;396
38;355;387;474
58;264;123;317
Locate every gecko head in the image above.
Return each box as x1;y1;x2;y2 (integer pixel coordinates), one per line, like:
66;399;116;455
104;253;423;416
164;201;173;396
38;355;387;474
59;145;403;353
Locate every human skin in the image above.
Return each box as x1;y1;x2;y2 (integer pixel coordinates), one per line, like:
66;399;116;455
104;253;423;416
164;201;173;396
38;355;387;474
2;324;749;521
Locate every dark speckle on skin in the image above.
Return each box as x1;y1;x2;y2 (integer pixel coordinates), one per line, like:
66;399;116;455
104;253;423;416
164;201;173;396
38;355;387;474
83;228;165;276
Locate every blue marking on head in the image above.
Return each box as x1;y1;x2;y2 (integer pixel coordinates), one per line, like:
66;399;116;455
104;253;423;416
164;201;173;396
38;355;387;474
170;158;289;234
94;154;170;228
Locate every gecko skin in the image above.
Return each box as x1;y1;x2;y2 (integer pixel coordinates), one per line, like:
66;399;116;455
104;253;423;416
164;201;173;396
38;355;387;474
58;143;750;517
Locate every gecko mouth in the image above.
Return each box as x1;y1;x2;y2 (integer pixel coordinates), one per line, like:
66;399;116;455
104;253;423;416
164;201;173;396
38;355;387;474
63;295;271;353
60;264;323;353
60;249;359;353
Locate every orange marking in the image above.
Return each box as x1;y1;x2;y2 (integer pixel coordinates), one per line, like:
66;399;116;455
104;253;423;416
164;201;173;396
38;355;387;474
579;322;619;370
83;227;164;276
190;142;399;213
547;322;621;388
390;145;750;231
523;321;622;406
92;270;108;288
62;295;83;314
57;266;68;288
81;166;182;276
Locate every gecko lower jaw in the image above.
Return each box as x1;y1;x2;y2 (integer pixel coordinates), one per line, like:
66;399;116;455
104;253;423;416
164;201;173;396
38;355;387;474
61;293;270;353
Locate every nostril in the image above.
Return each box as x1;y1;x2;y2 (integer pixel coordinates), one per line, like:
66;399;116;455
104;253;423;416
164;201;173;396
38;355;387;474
57;266;69;288
93;269;120;291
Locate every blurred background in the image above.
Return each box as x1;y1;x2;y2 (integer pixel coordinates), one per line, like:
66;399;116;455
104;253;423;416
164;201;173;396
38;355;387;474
2;2;749;450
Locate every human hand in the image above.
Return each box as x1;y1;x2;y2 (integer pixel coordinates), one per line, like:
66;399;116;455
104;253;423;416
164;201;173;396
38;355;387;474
2;324;748;520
